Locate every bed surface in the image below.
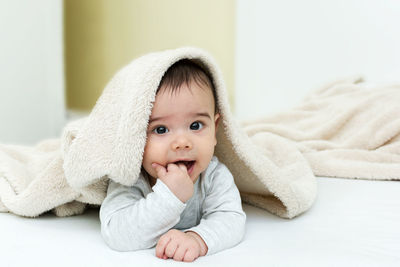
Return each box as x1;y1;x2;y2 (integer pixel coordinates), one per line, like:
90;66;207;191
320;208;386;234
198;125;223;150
1;177;399;267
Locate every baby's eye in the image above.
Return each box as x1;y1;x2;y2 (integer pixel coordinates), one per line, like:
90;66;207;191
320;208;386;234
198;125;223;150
153;126;169;134
190;121;203;131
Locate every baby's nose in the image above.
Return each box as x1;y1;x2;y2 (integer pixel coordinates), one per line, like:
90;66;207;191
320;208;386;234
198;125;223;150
171;136;193;150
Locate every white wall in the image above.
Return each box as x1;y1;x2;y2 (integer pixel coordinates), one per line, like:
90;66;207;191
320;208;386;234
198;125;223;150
0;0;65;145
235;0;400;120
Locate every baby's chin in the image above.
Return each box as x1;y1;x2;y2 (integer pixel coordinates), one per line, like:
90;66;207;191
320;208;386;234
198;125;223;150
190;164;209;183
190;174;200;183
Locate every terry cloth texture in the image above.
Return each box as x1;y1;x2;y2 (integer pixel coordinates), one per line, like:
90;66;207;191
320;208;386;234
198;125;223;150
0;47;317;219
241;76;400;181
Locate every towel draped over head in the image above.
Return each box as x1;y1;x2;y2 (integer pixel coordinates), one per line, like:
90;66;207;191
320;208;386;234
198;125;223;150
0;47;316;218
63;47;317;219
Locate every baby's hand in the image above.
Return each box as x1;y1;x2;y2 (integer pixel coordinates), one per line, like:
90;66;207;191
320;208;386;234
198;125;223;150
152;162;194;203
156;229;207;262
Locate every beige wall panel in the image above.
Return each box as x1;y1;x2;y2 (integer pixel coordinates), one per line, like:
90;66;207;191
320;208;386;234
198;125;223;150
65;0;235;111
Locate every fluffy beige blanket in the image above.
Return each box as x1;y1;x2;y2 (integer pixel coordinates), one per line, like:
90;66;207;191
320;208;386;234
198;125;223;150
3;47;396;221
0;47;315;219
242;76;400;181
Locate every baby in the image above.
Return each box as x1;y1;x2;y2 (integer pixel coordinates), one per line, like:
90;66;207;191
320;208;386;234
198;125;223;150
100;59;246;262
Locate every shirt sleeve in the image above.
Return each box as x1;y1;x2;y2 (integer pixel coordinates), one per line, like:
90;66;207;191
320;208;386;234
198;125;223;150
99;177;186;251
184;163;247;255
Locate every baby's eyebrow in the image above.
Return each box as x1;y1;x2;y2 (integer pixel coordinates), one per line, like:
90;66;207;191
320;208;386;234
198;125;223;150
194;112;212;120
148;112;211;124
148;116;165;124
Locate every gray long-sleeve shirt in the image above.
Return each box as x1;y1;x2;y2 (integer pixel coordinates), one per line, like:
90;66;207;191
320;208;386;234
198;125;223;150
100;156;246;255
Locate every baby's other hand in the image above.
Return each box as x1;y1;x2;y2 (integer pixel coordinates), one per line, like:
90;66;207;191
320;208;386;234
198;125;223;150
152;162;194;203
156;229;206;262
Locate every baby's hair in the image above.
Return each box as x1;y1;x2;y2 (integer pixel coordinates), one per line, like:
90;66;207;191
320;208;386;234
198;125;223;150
157;59;218;114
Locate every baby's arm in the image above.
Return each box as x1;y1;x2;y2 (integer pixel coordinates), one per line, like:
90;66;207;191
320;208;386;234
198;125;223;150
184;164;246;255
99;177;186;251
152;163;206;262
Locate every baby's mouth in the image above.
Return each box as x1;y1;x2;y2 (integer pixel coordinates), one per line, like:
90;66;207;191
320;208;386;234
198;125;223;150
173;160;195;174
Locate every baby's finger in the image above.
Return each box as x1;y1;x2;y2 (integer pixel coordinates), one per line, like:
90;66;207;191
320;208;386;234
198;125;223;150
155;235;171;259
173;245;188;261
166;163;179;172
176;163;187;173
164;240;179;258
183;248;198;262
152;163;167;179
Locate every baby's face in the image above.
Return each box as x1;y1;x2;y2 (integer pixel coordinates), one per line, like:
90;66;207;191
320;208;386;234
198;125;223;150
142;80;220;184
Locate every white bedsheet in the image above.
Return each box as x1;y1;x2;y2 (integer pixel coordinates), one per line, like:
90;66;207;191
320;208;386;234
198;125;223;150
1;177;399;267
